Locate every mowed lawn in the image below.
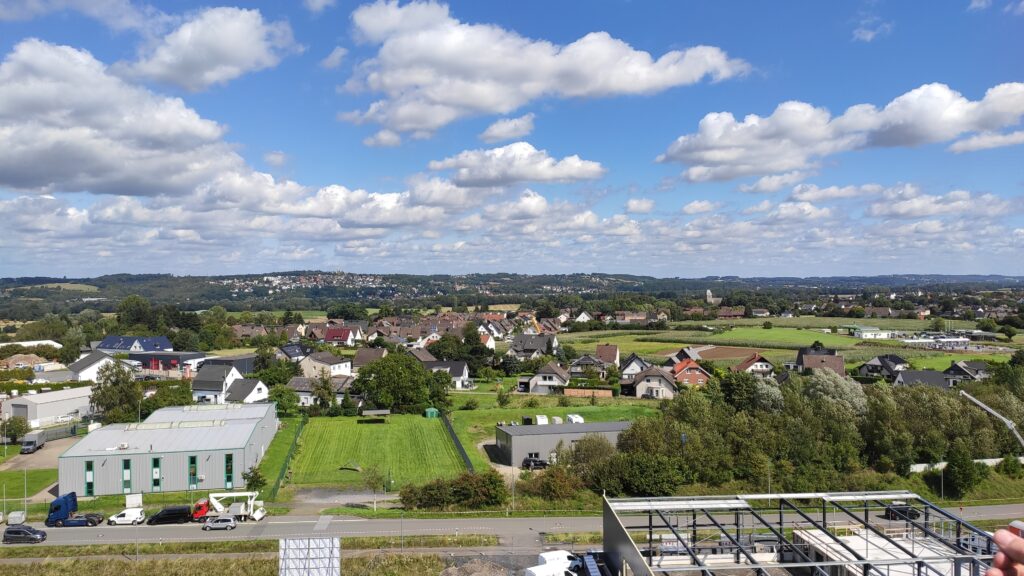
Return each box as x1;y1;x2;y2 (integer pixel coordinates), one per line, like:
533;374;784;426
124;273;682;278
291;416;465;488
696;326;860;348
910;352;1011;370
0;468;57;499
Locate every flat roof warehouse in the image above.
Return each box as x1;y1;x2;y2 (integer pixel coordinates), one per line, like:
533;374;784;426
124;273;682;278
61;404;275;457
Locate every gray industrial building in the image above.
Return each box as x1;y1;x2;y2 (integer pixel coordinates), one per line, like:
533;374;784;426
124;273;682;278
58;403;278;496
494;421;631;466
1;387;93;428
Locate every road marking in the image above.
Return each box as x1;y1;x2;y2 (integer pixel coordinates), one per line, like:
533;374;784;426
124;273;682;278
314;515;332;531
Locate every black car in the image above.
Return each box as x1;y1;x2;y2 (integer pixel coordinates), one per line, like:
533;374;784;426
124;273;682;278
3;525;47;544
883;502;921;521
146;506;192;525
522;457;548;470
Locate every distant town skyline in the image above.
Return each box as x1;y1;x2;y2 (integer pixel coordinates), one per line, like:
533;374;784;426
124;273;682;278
0;0;1021;277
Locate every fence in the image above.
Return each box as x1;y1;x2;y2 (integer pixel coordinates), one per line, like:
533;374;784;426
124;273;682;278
441;412;474;473
267;414;307;502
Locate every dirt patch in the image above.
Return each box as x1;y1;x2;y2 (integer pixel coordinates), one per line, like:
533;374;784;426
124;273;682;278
442;559;510;576
477;440;518;482
0;436;78;472
696;345;762;360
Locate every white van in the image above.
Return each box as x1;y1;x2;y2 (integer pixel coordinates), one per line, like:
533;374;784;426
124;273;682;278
566;414;584;424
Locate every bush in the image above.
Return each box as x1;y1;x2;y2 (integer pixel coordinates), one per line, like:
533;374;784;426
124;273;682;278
496;386;511;407
460;398;479;410
517;466;584;500
996;455;1024;479
557;395;571;407
762;321;773;329
401;470;508;510
524;396;540;408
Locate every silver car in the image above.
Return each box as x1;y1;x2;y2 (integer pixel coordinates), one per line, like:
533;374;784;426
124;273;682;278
202;516;237;531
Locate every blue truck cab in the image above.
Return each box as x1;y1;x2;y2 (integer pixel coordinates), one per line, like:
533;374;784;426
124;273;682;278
45;492;102;527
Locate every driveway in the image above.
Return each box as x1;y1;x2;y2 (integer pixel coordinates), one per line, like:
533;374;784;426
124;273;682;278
0;436;78;471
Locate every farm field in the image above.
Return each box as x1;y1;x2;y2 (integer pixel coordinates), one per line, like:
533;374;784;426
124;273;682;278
449;404;656;471
910;352;1012;371
225;310;326;320
559;331;683;357
687;326;859;348
290;415;465;488
22;282;99;292
674;316;974;331
207;347;256;357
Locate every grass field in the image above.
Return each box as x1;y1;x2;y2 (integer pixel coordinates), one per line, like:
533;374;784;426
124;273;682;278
291;416;465;488
559;331;685;356
225;310;326;319
259;416;301;490
675;316;975;331
0;555;448;576
910;352;1012;370
0;468;57;500
449;404;657;471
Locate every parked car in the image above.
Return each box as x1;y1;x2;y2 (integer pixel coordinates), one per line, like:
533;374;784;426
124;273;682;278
108;508;146;526
146;506;192;525
3;525;47;544
522;457;548;470
883;501;921;521
202;516;237;531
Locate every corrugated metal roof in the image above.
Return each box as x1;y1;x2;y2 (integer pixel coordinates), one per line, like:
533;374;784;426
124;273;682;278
60;419;262;457
10;386;91;405
496;421;631;437
146;403;273;423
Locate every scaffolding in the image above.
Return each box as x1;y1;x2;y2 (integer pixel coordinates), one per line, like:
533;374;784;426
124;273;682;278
602;491;995;576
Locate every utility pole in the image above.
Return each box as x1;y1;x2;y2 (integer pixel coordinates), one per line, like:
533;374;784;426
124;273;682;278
959;390;1024;451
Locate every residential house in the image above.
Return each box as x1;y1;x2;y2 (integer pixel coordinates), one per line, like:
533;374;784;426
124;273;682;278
944;360;990;383
276;343;313;363
408;348;438;362
190;364;243;404
286;376;355;407
352;348;388;374
300;351;352;379
569;355;610;379
303;322;328;341
856;354;909;381
664;346;702;366
95;336;173;354
323;327;355;347
706;290;723;306
894;370;953;389
574;311;594;323
508;334;559;360
479;333;496;351
231;324;268;340
613;311;648;324
731;353;776;377
632;366;678;400
224;379;269;404
519;362;570;395
670;359;711;386
67;351;118;382
751;308;770;318
795;342;845;375
423;360;471;389
865;307;897;318
619;352;652;386
595;344;620;367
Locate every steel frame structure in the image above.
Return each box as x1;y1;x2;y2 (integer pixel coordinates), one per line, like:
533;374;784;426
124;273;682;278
602;491;995;576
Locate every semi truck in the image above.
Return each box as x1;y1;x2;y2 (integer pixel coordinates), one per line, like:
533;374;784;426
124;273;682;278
45;492;104;527
20;431;45;454
191;492;267;522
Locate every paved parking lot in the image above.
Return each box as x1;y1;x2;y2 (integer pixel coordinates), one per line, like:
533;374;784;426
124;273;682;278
0;436;78;471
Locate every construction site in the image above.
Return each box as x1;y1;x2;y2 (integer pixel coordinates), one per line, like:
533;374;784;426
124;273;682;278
602;491;994;576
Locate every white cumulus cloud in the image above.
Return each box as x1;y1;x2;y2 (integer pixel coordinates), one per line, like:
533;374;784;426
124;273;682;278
625;198;655;214
319;46;348;70
122;7;301;91
304;0;337;13
867;190;1013;218
682;200;718;214
739;171;809;193
363;129;402;147
480;113;535;143
428;142;605;187
341;0;749;137
263;151;288;167
658;82;1024;182
948;130;1024;152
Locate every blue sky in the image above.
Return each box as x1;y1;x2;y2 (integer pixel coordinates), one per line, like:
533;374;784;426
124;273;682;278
0;0;1021;278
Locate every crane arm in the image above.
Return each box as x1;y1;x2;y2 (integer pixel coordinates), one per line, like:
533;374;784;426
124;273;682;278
960;389;1024;451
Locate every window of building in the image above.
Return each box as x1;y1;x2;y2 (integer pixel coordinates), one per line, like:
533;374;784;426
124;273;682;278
225;454;234;489
122;459;131;494
527;452;539;459
151;457;161;492
188;455;198;490
84;461;94;497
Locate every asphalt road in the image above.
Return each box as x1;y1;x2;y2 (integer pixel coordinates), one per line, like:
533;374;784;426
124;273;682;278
11;503;1024;548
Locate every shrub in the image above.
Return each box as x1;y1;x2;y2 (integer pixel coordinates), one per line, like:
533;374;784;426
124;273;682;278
557;395;571;407
402;470;508;510
460;399;479;410
524;396;540;408
518;466;584;500
996;455;1024;479
762;321;773;329
496;386;511;407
